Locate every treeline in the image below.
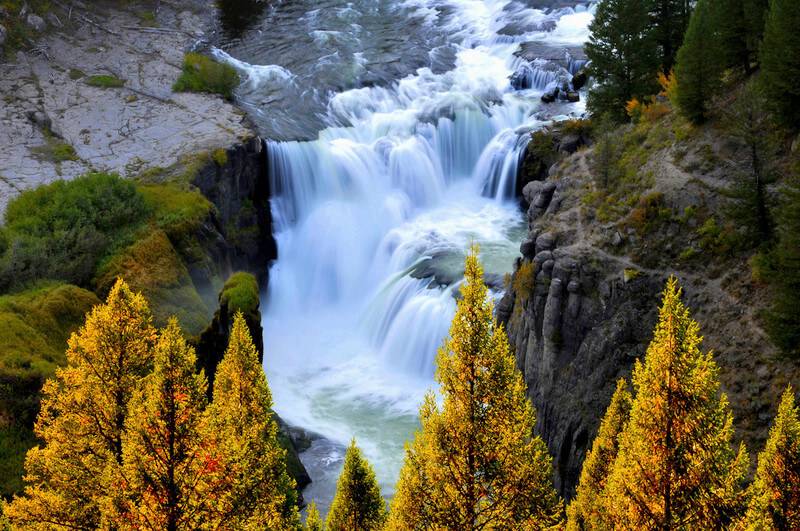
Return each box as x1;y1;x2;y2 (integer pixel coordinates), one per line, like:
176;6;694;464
586;0;800;357
4;249;799;529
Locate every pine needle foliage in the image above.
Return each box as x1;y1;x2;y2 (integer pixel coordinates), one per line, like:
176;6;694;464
5;279;156;530
111;318;212;531
305;501;324;531
601;277;748;529
567;378;632;531
204;313;301;530
742;386;800;530
326;440;386;531
674;0;725;124
387;245;562;530
586;0;660;122
759;0;800;130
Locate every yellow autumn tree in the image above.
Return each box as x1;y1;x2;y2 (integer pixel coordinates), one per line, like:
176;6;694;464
326;439;386;531
109;318;213;530
204;312;301;530
742;386;800;530
387;245;562;530
567;378;632;530
5;279;156;530
305;501;323;531
602;277;748;529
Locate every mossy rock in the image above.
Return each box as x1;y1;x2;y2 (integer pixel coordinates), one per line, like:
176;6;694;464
220;272;259;317
94;230;211;336
173;52;240;100
137;182;214;242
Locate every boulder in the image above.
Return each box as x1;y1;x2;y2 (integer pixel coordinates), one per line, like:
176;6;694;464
26;13;46;32
541;87;558;103
571;68;588;90
565;91;580;103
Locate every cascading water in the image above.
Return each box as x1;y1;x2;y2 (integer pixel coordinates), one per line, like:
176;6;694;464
212;0;595;515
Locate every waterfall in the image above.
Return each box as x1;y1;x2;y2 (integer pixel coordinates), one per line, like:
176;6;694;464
215;0;600;516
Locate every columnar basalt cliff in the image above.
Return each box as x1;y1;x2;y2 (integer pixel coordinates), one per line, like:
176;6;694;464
500;120;800;498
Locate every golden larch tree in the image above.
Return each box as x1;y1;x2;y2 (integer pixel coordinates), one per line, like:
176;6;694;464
326;439;386;531
305;501;323;531
567;378;632;530
204;313;300;530
742;386;800;530
602;277;747;529
5;279;156;530
387;245;562;530
110;318;213;530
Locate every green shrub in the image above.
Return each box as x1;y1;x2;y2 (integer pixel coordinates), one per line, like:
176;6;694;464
85;74;126;88
0;173;150;291
173;52;240;100
212;147;229;166
137;183;213;241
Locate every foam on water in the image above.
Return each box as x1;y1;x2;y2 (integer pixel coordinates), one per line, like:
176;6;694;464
242;0;597;516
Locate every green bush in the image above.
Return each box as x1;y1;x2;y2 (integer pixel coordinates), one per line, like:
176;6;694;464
0;173;150;291
85;74;126;88
220;272;259;315
173;52;240;100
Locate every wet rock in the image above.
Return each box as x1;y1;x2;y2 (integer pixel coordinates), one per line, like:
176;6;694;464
565;91;580;103
26;13;46;32
571;67;588;90
520;238;537;259
541;88;558;103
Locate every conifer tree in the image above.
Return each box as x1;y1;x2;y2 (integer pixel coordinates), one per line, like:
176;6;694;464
5;279;156;530
110;318;213;531
765;169;800;356
648;0;690;72
305;502;324;531
387;245;562;530
743;386;800;530
586;0;660;122
602;278;748;529
567;378;632;531
715;0;768;73
326;440;386;531
760;0;800;130
674;0;725;124
204;313;301;530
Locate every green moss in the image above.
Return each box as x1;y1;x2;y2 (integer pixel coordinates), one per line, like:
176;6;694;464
623;268;642;282
94;230;210;336
0;282;99;497
30;139;78;163
136;10;158;27
212;147;229;166
220;272;259;316
85;74;126;88
137;183;213;241
68;68;85;80
173;52;240;100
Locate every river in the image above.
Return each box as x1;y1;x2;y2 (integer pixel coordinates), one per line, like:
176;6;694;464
211;0;594;515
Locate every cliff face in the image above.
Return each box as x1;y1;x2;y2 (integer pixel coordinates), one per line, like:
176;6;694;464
191;138;277;289
500;117;800;499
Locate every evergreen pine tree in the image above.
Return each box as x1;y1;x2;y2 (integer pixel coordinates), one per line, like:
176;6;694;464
723;81;776;247
716;0;768;73
204;313;300;530
305;501;324;531
586;0;660;122
387;245;562;530
602;278;748;529
765;168;800;357
648;0;690;72
326;440;386;531
111;318;213;530
5;279;156;530
674;0;725;124
760;0;800;130
567;379;632;531
743;386;800;530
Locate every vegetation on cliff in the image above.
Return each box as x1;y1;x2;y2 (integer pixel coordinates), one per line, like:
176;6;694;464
173;52;240;101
